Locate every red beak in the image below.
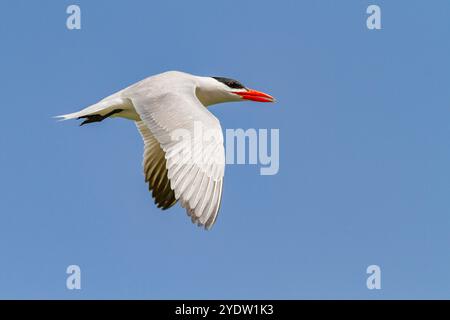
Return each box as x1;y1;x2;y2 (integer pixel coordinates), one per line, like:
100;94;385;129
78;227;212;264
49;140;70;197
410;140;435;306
233;89;275;103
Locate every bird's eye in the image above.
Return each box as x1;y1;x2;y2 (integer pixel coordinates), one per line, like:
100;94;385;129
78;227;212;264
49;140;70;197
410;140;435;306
212;76;245;89
229;81;244;89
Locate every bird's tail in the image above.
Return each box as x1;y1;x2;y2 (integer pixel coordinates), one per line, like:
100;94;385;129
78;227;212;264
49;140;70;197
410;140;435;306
54;97;130;121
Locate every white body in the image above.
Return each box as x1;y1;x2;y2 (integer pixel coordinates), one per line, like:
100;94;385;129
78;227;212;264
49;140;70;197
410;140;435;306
58;71;244;229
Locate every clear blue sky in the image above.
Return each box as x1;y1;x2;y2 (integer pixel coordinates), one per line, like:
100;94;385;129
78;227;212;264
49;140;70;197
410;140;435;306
0;0;449;299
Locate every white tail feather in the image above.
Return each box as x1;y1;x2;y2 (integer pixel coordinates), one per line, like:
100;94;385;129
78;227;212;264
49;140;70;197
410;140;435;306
55;97;132;121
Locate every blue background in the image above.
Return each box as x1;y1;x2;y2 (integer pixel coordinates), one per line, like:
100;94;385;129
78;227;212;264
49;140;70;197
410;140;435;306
0;0;449;299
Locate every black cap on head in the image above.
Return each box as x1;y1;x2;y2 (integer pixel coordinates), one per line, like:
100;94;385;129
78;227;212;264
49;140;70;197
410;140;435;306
212;77;246;89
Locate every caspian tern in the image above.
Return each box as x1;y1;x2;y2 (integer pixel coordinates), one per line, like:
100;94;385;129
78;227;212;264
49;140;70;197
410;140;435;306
57;71;275;229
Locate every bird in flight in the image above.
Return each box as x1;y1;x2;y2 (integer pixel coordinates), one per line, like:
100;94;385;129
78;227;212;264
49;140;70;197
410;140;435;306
57;71;275;229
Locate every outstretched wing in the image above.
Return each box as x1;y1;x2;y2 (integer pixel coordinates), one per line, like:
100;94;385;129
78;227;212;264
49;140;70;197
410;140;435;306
136;121;177;210
132;90;225;229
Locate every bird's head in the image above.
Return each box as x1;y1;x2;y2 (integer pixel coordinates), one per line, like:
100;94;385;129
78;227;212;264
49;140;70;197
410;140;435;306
196;76;275;106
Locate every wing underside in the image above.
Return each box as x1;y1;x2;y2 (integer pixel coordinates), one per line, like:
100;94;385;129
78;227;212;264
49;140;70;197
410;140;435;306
136;121;177;210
